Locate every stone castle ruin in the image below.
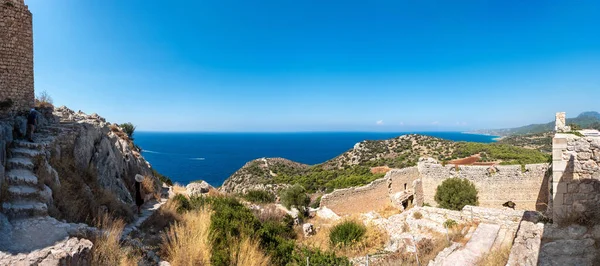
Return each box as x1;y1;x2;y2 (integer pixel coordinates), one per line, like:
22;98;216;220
0;0;34;115
322;112;600;224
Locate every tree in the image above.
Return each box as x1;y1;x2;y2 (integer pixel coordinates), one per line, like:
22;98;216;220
119;122;136;140
279;184;310;211
569;123;582;130
434;178;478;210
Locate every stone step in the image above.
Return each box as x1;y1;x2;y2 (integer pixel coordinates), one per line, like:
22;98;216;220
7;185;45;201
442;223;501;266
10;148;44;158
7;157;34;171
6;169;38;186
13;140;46;150
1;200;48;219
491;227;508;250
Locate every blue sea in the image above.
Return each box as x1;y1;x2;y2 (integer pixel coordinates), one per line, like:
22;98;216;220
135;132;497;187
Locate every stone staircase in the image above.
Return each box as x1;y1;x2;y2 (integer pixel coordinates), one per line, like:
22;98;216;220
0;124;67;219
429;223;507;266
2;139;51;219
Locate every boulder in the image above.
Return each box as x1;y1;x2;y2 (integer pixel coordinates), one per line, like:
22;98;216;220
303;223;315;237
186;181;211;196
316;207;341;221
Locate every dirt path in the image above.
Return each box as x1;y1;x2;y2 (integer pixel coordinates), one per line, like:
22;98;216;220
121;198;168;238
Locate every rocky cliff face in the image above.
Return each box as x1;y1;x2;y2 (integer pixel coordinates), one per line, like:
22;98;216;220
50;106;157;204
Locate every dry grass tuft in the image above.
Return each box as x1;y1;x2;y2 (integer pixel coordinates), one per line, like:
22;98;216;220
140;199;181;232
413;211;423;219
230;238;271;266
162;208;213;266
142;175;161;200
254;204;287;223
91;215;142;266
476;245;511;266
172;183;188;195
378;204;401;218
377;232;449;266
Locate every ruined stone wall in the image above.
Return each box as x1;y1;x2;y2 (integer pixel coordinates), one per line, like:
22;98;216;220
418;158;550;211
551;134;600;221
389;167;420;194
320;177;390;215
418;205;524;228
320;166;419;215
0;0;34;115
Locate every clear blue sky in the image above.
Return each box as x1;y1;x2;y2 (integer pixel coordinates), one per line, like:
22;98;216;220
27;0;600;132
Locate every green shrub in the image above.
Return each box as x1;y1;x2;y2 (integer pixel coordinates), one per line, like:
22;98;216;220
413;211;423;219
443;219;458;228
435;178;478;211
243;190;276;203
310;196;322;209
423;202;432;207
172;194;191;213
329;220;366;247
279;184;310;211
293;247;349;265
174;195;348;266
119;122;136;140
151;168;173;186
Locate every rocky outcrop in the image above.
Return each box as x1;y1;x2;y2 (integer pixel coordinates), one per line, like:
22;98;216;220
186;181;212;196
219;157;308;194
50;106;158;203
0;238;93;266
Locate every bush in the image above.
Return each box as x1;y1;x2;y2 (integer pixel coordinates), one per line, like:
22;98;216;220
162;209;213;265
413;211;423;219
35;90;54;108
279;184;310;211
435;178;478;211
119;122;136;140
329;220;367;247
92;215;141;266
310;196;322;209
443;219;458;228
152;168;173;186
243;190;275;204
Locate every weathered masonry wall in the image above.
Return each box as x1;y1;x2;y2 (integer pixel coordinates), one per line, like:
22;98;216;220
418;158;550;211
320;167;419;215
0;0;34;115
320;177;389;215
551;133;600;221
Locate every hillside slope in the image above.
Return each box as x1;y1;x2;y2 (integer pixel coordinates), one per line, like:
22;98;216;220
220;134;550;193
473;111;600;136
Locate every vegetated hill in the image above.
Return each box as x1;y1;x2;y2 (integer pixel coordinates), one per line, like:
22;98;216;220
219;158;310;194
220;134;551;194
473;111;600;136
497;132;553;153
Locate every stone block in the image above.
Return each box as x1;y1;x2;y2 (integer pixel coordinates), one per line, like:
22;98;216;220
553;161;568;171
553;136;568;146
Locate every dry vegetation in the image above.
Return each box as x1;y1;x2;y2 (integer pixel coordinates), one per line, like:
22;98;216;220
142;175;161;200
35;153;134;224
377;204;402;219
161;208;213;266
298;217;388;258
229;238;271;266
35;90;54;108
376;233;449;266
91;215;141;266
475;245;511;266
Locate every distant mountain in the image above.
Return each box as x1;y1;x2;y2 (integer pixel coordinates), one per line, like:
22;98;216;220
473;111;600;136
